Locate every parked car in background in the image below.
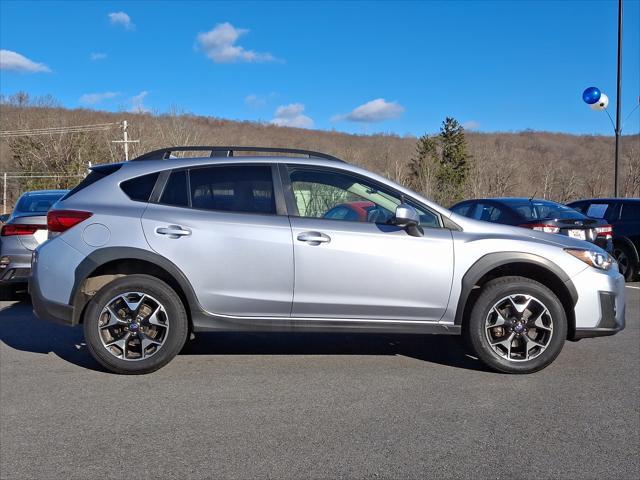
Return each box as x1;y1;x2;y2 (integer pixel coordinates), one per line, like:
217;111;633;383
30;146;625;375
0;190;68;293
450;198;613;253
567;198;640;281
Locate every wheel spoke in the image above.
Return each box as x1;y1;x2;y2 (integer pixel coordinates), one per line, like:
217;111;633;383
531;309;553;332
146;305;166;327
523;334;546;359
488;307;508;328
106;332;132;358
121;293;146;315
101;306;127;328
139;332;162;359
508;295;532;314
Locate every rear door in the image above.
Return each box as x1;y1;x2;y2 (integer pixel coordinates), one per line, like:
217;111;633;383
282;165;454;321
141;163;294;317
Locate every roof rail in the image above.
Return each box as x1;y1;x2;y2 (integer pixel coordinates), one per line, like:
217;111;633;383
131;146;345;163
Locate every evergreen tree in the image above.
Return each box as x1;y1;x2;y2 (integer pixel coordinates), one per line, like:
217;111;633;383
435;117;470;204
407;133;438;195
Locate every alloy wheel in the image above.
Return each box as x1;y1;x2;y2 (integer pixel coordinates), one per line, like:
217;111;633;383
97;292;169;361
484;294;553;362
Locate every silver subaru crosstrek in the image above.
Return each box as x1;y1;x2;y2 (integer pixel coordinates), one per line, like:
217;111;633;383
30;147;626;374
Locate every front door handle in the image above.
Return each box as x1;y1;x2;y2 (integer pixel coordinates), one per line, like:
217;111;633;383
297;231;331;245
155;225;191;238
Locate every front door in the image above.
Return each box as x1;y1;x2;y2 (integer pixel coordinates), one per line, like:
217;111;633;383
283;165;454;321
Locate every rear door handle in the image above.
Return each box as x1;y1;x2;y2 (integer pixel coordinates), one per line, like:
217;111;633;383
155;225;191;238
297;231;331;245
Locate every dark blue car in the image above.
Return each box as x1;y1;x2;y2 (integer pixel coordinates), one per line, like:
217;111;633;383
451;197;613;255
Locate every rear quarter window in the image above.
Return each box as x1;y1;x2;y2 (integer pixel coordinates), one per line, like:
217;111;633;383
121;173;159;202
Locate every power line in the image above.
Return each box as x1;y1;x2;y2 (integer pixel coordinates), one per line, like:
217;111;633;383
0;122;120;138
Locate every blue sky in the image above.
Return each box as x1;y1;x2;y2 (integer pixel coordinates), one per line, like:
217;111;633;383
1;0;638;136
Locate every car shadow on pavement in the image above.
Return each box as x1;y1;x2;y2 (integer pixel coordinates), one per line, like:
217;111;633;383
0;299;487;373
183;331;488;371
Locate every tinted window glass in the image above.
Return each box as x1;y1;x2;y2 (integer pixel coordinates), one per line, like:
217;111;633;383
189;165;275;214
121;173;159;202
511;200;585;220
585;203;610;219
473;203;505;222
289;168;440;228
621;202;640;221
451;203;473;217
15;192;66;214
160;170;189;207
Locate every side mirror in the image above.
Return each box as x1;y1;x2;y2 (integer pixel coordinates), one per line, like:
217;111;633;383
393;204;423;237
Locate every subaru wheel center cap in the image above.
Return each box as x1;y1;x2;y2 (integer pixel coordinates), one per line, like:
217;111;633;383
514;323;524;333
129;322;139;331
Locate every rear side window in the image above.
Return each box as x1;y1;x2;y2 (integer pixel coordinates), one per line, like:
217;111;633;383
160;170;189;207
121;173;159;202
189;165;275;214
61;164;122;201
451;203;474;217
585;203;610;219
621;203;640;221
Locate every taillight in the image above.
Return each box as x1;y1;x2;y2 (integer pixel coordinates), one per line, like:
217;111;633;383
0;224;45;236
595;224;613;239
519;223;561;234
47;210;93;233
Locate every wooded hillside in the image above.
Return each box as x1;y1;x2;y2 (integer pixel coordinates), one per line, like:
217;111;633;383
1;97;638;209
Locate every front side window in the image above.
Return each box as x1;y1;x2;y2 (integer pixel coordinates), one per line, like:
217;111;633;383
189;165;275;214
288;167;440;228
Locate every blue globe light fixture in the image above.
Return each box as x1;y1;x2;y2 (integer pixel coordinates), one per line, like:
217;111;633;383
582;87;601;105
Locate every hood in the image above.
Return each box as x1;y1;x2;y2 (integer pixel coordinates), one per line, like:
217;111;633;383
449;213;608;252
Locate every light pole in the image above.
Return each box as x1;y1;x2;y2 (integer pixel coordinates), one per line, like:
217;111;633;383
582;0;623;197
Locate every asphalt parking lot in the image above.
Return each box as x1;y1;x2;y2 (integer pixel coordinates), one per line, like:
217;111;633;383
1;285;638;480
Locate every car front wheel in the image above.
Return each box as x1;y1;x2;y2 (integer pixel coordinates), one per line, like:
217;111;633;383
83;274;188;374
465;276;567;374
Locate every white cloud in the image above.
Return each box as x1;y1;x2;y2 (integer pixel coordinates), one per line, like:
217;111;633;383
0;49;50;73
245;92;276;109
333;98;404;123
79;91;120;105
197;23;275;63
130;91;150;113
463;120;480;130
270;103;314;129
90;52;107;61
108;11;134;30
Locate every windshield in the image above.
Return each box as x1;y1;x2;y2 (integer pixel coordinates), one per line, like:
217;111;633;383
14;192;65;215
511;200;587;221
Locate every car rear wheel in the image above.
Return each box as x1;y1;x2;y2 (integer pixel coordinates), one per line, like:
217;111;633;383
83;274;188;374
613;242;638;282
465;276;567;374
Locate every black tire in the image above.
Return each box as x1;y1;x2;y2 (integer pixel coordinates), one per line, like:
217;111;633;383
613;242;638;282
464;276;567;374
83;274;188;374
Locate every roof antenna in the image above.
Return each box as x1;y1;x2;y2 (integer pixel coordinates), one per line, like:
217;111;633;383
529;191;536;202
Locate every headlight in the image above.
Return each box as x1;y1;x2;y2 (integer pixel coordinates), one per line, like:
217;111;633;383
565;248;614;271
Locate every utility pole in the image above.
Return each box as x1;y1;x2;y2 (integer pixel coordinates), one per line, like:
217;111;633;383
3;172;6;215
614;0;623;197
111;120;140;161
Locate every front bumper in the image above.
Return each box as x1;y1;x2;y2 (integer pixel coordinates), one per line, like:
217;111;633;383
570;266;625;339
